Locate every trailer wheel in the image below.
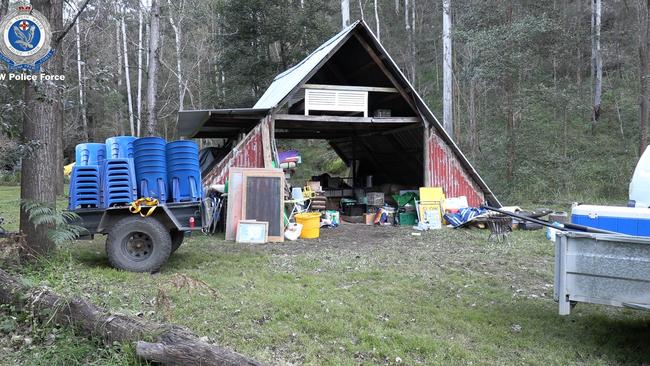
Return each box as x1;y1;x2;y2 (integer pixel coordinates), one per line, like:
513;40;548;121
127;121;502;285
106;216;172;273
170;230;185;253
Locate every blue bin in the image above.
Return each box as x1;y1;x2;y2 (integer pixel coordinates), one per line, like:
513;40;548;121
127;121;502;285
105;136;136;159
166;141;203;202
133;137;168;202
75;143;105;166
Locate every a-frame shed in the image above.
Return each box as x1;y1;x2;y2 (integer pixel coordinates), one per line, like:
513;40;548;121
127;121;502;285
179;21;500;207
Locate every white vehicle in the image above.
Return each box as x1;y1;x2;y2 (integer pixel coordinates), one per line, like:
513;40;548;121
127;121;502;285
629;147;650;208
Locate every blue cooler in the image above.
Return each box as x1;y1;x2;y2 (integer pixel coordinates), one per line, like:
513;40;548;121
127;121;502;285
571;205;650;237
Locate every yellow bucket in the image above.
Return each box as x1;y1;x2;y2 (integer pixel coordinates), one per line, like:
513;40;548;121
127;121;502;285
295;212;321;239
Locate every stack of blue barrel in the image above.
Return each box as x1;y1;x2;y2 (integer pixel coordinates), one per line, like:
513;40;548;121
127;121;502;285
166;141;203;202
69;136;203;209
68;143;105;210
101;136;138;207
134;137;169;203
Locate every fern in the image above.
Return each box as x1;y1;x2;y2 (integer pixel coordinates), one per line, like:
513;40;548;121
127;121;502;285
21;201;88;245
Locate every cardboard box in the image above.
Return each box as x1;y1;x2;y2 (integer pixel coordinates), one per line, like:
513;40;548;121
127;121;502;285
364;213;375;225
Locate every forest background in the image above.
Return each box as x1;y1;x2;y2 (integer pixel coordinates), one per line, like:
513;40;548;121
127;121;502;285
1;0;646;206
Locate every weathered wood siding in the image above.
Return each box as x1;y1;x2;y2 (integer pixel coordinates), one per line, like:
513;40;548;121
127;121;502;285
426;130;485;206
202;116;272;186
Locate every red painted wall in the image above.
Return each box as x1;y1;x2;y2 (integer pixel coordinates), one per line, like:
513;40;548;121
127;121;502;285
202;117;269;186
427;131;485;206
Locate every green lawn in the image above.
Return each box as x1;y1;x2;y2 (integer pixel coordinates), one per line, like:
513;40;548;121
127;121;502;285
1;185;650;365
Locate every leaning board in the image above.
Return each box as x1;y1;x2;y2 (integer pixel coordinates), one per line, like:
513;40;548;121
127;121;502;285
225;168;281;241
241;170;285;242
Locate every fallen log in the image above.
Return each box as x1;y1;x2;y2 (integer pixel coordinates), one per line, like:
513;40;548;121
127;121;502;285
0;268;265;366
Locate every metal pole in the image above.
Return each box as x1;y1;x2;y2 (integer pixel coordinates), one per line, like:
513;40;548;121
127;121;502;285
481;206;619;235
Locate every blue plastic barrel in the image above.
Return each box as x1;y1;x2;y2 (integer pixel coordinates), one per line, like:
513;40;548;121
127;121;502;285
166;140;203;202
133;137;168;202
75;143;106;166
105;136;136;159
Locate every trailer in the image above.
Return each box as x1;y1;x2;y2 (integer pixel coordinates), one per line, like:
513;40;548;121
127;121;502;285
72;201;210;273
554;231;650;315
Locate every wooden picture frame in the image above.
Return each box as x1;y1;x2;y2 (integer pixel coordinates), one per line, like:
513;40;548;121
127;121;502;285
241;169;285;242
236;220;269;244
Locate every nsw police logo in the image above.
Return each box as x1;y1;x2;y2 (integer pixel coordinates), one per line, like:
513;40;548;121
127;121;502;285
0;3;54;72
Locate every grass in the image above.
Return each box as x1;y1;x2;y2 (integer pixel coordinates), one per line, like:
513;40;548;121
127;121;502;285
1;185;650;365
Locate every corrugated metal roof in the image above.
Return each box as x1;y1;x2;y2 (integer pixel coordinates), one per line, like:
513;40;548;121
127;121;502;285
178;108;270;138
253;21;360;109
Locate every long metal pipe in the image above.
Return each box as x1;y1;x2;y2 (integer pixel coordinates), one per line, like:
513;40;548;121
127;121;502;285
481;205;619;235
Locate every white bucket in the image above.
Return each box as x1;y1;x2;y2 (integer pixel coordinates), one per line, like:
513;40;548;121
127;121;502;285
284;223;303;241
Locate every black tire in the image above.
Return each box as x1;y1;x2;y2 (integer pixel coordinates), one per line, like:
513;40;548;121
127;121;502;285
170;230;185;253
106;216;172;273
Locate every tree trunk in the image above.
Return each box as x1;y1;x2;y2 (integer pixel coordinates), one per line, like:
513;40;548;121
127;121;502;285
137;5;143;137
54;0;64;197
146;0;161;136
576;0;583;87
442;0;453;136
505;2;516;182
505;82;516;182
358;0;364;20
373;0;380;41
75;19;89;141
341;0;350;29
411;0;417;85
122;15;135;136
0;268;265;366
639;0;650;156
468;76;479;160
591;0;602;132
116;18;124;136
167;0;184;112
405;0;415;82
19;0;64;258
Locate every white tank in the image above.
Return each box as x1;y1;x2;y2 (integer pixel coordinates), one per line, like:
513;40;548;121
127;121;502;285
630;147;650;208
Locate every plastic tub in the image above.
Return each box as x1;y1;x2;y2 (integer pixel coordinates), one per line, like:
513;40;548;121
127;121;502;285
75;143;105;166
133;137;168;201
295;212;321;239
105;136;136;159
166;140;203;202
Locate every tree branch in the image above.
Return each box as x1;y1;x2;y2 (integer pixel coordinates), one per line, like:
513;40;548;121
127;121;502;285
55;0;92;45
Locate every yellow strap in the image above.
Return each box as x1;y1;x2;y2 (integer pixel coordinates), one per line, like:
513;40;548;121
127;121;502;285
129;198;159;217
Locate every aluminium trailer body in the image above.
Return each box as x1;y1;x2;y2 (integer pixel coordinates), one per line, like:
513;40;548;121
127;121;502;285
554;231;650;315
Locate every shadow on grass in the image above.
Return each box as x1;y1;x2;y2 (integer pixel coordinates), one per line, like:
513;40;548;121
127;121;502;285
494;299;650;364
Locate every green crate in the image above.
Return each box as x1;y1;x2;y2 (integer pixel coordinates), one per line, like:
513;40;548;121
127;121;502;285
398;212;417;226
